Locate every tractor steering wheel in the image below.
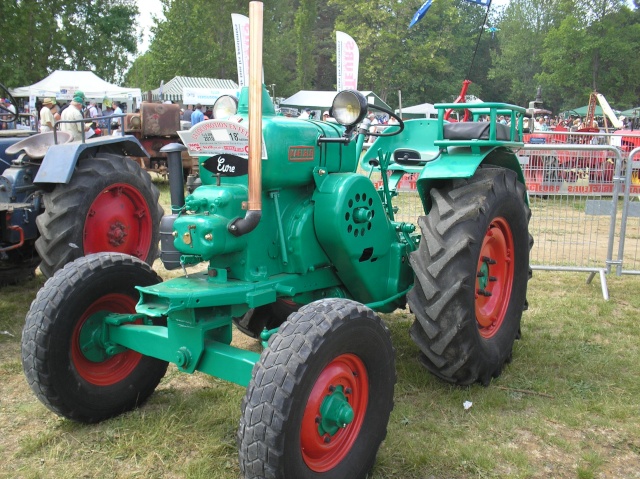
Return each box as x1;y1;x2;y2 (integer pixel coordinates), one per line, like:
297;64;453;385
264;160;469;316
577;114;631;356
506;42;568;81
366;104;404;137
0;82;19;124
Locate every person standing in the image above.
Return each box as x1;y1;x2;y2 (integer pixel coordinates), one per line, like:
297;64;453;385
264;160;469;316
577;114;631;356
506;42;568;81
87;100;99;120
39;98;57;133
182;105;193;122
112;101;123;129
191;103;205;125
60;91;90;142
3;99;16;129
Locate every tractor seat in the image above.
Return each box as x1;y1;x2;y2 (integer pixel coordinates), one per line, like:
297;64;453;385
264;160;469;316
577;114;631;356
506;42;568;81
443;122;518;142
5;131;73;160
393;148;441;165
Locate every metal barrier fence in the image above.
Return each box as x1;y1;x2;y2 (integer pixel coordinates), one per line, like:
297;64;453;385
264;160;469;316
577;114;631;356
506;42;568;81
616;146;640;276
363;129;640;300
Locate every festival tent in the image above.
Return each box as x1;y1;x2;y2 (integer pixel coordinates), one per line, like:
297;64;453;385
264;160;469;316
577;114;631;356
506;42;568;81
150;76;239;104
560;105;622;118
397;102;437;119
10;70;142;103
620;107;640;118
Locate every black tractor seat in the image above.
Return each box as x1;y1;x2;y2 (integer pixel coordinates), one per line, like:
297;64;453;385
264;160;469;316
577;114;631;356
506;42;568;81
443;122;518;142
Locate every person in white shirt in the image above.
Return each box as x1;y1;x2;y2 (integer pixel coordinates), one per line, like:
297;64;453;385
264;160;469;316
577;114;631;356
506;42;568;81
39;98;57;133
60;91;91;142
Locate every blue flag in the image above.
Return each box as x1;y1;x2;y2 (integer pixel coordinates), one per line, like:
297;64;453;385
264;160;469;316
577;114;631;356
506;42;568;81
409;0;433;28
462;0;491;6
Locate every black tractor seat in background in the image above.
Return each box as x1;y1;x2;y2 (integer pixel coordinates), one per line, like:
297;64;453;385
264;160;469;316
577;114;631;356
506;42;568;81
443;122;518;142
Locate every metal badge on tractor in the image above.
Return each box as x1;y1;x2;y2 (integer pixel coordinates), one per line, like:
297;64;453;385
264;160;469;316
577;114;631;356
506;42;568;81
21;3;532;478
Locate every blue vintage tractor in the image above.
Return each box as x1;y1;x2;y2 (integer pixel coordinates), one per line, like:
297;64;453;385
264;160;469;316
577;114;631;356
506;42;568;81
0;82;163;283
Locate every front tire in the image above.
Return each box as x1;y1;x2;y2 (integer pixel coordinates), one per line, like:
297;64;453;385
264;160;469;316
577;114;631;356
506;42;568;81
407;166;531;386
238;299;396;479
21;253;168;423
35;153;163;278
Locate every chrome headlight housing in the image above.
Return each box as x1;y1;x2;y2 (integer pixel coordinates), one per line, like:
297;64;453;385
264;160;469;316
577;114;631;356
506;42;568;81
212;95;239;119
331;90;367;127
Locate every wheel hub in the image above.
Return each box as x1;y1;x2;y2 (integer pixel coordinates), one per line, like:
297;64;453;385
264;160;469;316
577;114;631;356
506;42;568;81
107;221;128;246
317;385;354;437
475;218;515;338
300;353;368;472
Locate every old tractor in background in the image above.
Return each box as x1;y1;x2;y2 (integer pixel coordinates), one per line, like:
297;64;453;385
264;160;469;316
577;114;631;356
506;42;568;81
0;82;163;282
21;3;531;478
123;101;197;179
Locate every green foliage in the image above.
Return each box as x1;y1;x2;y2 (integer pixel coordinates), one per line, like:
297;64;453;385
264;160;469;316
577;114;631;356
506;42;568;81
3;0;638;112
0;0;138;87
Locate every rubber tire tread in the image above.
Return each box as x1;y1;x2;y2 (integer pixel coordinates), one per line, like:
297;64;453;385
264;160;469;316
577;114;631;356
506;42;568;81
407;166;531;386
238;298;396;479
21;253;168;423
35;153;163;278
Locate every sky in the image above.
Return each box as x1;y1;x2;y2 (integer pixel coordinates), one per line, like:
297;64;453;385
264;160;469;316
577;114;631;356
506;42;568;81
136;0;164;53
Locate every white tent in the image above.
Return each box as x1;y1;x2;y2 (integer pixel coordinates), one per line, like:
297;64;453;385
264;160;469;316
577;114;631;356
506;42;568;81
397;102;437;118
10;70;142;103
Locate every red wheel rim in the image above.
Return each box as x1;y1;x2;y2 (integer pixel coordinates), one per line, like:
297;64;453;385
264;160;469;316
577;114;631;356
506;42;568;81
83;183;153;260
300;353;368;472
71;293;142;386
475;217;515;339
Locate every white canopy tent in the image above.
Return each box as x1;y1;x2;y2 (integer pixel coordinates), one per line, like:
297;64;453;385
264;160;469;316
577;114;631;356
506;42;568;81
10;70;142;106
397;102;437;119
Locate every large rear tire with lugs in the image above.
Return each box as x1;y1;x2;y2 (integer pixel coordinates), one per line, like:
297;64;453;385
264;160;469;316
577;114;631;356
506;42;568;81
407;166;531;386
35;153;163;278
21;253;168;423
238;298;396;479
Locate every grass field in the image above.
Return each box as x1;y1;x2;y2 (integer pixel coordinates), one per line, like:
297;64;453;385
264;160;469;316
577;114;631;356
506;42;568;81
2;179;640;478
1;270;639;479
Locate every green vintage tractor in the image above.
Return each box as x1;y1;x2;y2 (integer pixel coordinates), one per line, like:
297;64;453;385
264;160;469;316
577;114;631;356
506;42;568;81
21;4;530;478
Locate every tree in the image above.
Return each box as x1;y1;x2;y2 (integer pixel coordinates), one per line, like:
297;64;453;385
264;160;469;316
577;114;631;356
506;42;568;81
537;1;640;109
0;0;138;87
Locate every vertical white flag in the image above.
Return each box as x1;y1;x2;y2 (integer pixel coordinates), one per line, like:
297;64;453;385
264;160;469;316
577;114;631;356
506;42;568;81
336;31;359;91
232;13;250;88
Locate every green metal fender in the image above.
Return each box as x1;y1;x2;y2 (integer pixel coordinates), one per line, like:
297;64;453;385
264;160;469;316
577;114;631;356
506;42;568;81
416;145;528;213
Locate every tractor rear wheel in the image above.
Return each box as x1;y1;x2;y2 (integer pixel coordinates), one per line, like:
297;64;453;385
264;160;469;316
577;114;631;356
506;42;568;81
21;253;168;423
35;153;163;278
238;298;395;479
407;166;531;386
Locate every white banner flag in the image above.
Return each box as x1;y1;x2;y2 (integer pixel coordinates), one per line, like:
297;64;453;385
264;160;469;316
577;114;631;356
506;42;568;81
336;31;359;91
232;14;250;88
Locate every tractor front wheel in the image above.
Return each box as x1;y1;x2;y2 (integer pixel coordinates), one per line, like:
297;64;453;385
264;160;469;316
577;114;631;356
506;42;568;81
35;153;163;278
238;298;396;479
407;166;531;386
21;253;168;423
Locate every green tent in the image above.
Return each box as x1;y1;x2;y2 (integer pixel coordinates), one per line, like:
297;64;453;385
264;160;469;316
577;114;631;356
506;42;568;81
561;104;622;118
620;107;640;118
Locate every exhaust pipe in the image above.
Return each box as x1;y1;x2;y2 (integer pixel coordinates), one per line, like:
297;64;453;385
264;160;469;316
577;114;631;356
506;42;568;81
229;1;263;237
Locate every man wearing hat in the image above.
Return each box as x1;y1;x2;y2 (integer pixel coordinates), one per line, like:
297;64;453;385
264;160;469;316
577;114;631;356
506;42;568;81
39;98;58;133
2;98;17;129
60;91;90;142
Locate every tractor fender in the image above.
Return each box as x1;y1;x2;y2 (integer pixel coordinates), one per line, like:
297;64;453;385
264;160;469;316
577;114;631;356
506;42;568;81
416;146;527;211
34;135;149;184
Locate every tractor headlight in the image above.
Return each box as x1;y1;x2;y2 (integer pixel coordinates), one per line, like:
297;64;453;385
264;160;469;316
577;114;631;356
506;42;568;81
212;95;239;119
331;90;367;127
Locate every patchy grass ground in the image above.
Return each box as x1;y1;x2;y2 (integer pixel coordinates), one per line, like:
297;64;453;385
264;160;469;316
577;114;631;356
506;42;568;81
2;270;640;479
